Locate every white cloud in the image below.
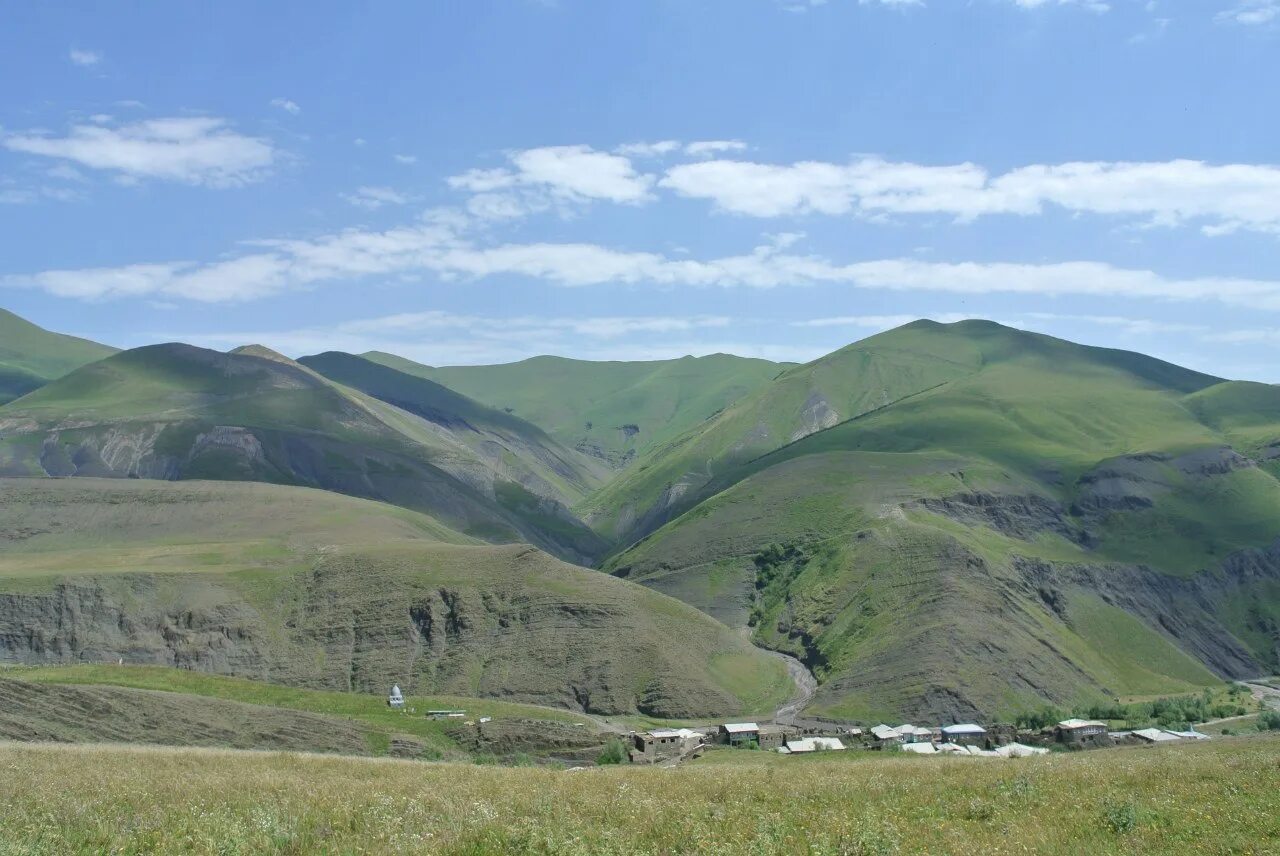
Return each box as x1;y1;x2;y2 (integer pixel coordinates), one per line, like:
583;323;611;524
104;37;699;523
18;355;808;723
270;98;301;115
68;48;101;66
449;145;655;208
616;140;682;158
3;117;276;187
685;140;748;158
1217;1;1280;24
1010;0;1110;11
173;311;763;365
393;153;418;164
341;185;413;210
13;210;1280;313
659;156;1280;234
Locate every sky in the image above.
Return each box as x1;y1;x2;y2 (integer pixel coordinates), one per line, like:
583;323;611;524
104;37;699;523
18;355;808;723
2;0;1279;378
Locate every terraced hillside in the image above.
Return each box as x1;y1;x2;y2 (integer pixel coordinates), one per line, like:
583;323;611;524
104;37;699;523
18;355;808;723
363;351;787;468
0;479;793;718
604;321;1280;721
0;308;117;404
0;343;607;562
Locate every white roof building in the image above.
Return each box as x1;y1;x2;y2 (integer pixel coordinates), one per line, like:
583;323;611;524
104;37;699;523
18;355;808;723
785;737;846;753
871;724;901;740
1168;730;1210;740
994;742;1050;758
900;742;937;754
941;723;987;736
1133;728;1180;743
722;722;759;734
1058;718;1107;730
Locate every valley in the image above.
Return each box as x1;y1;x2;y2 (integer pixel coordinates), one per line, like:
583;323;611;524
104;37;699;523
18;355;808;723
2;311;1279;733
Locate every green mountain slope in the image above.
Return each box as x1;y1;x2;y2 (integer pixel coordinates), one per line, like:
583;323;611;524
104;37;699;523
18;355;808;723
298;351;609;503
0;343;606;562
604;321;1280;721
0;308;117;404
0;478;793;718
585;320;1223;544
362;351;787;468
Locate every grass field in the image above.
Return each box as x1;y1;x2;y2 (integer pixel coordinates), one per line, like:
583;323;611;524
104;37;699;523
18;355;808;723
0;664;606;759
0;735;1276;854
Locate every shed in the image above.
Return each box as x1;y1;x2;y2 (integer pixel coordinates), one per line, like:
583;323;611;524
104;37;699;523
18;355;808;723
1133;728;1180;743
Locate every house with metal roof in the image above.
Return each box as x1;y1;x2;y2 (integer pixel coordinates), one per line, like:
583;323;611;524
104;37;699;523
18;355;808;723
720;722;761;746
940;723;987;746
1055;717;1105;740
783;737;846;754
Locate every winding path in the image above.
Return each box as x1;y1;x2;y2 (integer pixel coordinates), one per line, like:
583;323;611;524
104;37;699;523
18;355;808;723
764;649;818;725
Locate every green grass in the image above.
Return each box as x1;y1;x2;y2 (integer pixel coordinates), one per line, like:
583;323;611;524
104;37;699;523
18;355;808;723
2;664;596;755
0;308;117;404
364;350;788;469
0;734;1276;854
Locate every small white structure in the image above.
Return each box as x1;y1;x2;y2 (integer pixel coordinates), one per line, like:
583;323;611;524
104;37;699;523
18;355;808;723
1168;729;1209;740
871;724;903;744
936;742;970;755
388;684;405;708
784;737;845;754
994;742;1049;758
900;742;937;754
1133;727;1180;743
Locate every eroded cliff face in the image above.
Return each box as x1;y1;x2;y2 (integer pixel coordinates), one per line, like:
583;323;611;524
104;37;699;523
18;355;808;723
0;552;732;718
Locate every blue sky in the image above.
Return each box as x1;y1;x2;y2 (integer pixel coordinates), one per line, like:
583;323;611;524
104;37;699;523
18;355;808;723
2;0;1279;378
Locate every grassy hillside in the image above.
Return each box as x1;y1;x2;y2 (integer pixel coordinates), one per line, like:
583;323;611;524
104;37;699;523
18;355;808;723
0;343;607;562
0;665;612;761
585;319;1223;544
2;735;1276;853
0;479;792;718
362;351;786;469
0;308;117;404
604;321;1280;721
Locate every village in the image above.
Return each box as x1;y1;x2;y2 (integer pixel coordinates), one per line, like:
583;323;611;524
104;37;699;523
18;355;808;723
386;683;1218;767
625;714;1213;765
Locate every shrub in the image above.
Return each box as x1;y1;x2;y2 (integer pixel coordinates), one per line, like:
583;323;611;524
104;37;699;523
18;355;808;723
1100;799;1137;835
596;739;627;765
1258;711;1280;732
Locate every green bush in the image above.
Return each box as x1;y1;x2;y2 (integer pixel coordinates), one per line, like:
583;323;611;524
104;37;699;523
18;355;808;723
596;739;627;765
1100;799;1137;835
1258;711;1280;732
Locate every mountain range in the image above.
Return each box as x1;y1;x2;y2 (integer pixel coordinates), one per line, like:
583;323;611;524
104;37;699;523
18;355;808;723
1;308;1277;722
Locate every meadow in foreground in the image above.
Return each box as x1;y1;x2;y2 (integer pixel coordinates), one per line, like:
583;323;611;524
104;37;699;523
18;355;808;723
1;735;1277;855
